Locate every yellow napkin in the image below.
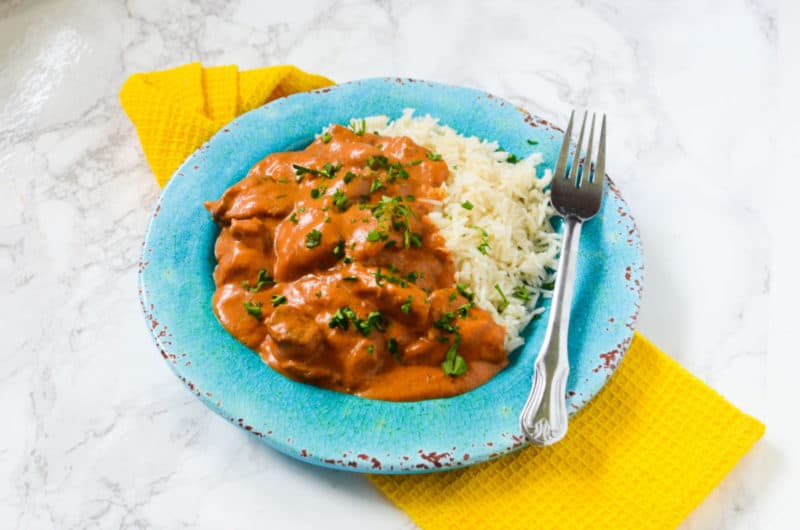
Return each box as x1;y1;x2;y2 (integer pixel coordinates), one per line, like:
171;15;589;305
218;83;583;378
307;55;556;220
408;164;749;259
119;63;334;187
371;333;764;529
120;64;765;530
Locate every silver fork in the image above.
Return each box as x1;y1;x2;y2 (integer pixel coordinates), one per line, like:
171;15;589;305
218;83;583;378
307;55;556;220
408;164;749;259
519;110;607;446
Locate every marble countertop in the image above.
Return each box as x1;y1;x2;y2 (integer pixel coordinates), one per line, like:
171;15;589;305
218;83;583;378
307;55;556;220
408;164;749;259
1;0;796;528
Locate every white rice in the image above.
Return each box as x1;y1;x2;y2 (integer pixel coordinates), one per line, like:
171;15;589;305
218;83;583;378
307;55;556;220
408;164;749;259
340;110;560;351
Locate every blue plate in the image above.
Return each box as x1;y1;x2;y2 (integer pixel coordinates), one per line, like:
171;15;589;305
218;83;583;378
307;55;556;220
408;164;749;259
139;78;643;474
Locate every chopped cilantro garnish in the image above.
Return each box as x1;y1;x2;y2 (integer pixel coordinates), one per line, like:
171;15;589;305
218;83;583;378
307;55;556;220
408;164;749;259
322;162;341;178
448;292;457;302
367;344;375;354
292;164;318;180
351;118;366;136
366;155;390;170
329;306;388;337
321;132;332;143
366;230;386;242
332;189;349;211
343;171;356;184
243;300;262;319
369;177;385;193
513;285;532;301
405;271;420;283
406;194;415;202
363;195;420;249
541;280;556;290
434;311;458;333
255;270;274;290
457;303;472;318
471;225;491;255
293;163;340;181
342;307;358;322
289;211;299;224
343;275;358;282
387;162;409;181
401;296;412;314
461;200;474;210
271;295;287;307
310;185;328;199
360;311;387;335
328;308;349;330
343;256;354;264
305;229;322;248
387;337;400;361
441;334;467;376
374;268;407;287
456;283;475;302
409;159;422;165
332;240;345;258
527;139;539;145
494;283;509;311
426;152;442;161
242;269;274;292
507;154;520;164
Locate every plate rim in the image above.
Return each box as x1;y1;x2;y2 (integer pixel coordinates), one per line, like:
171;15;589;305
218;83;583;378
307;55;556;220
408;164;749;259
138;77;644;474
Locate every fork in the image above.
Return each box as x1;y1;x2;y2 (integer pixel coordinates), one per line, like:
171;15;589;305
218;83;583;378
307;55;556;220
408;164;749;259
519;110;607;446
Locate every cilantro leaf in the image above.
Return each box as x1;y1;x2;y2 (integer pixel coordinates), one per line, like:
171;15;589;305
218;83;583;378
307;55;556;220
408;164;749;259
305;229;322;248
243;301;262;319
271;295;287;307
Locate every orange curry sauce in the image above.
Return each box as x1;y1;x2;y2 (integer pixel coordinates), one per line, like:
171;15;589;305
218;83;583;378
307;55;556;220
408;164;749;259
206;125;507;401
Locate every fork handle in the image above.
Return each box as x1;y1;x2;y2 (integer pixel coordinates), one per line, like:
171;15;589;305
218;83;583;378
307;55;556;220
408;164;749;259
520;216;582;445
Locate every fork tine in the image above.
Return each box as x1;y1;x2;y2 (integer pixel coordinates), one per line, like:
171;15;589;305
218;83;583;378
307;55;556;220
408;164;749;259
593;114;606;185
553;110;575;180
580;113;596;187
568;111;588;182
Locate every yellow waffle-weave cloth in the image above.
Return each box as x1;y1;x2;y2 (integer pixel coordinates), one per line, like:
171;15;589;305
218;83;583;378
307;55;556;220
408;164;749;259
120;62;333;187
371;333;764;529
119;64;765;529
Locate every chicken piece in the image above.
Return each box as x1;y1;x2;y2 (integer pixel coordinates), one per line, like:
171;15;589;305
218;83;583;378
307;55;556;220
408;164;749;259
266;305;324;362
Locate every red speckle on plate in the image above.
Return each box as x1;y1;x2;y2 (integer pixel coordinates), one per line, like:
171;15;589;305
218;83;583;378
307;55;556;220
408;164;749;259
418;450;451;468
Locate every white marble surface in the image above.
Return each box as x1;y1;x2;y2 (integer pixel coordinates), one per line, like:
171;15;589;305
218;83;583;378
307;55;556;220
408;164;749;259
1;0;796;528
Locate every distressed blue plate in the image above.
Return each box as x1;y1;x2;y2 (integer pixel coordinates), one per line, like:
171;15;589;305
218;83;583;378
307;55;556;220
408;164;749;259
139;78;643;474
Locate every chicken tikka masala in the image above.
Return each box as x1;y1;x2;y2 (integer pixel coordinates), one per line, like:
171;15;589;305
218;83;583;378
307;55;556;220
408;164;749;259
205;124;507;401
